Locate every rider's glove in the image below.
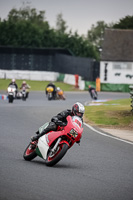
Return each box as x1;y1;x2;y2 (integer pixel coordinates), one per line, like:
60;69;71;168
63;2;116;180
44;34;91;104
31;135;39;141
36;130;39;135
52;117;59;123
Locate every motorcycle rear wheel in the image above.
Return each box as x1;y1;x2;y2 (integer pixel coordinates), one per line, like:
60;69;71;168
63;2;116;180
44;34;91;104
45;143;69;166
23;143;37;161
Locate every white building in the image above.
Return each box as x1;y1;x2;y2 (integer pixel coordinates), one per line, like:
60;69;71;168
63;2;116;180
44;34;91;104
100;29;133;92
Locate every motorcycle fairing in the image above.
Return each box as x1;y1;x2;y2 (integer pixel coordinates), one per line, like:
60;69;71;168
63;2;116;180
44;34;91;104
37;135;49;159
36;131;69;160
7;86;16;98
36;116;83;159
46;117;83;146
46;130;66;146
8;92;14;96
46;86;54;93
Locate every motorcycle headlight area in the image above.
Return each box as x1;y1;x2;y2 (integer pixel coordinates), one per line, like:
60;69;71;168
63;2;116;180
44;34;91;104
69;129;78;138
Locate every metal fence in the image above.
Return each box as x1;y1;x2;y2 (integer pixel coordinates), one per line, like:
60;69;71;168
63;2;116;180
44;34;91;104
0;46;99;81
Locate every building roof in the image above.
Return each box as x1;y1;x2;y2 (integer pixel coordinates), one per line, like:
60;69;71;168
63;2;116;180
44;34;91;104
101;29;133;62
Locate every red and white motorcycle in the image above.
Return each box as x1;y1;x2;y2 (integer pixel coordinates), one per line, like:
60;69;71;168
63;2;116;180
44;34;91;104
23;115;83;166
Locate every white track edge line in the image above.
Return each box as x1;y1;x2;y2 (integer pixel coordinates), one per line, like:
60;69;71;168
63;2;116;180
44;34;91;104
84;122;133;145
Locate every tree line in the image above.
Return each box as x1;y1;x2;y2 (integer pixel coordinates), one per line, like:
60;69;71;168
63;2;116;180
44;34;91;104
0;5;133;61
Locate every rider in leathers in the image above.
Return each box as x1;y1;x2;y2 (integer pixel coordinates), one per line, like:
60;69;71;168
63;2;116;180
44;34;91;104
88;85;97;99
8;79;18;95
31;102;85;143
45;82;57;99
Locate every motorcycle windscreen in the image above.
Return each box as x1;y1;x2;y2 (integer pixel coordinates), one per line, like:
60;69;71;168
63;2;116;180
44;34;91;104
39;122;49;134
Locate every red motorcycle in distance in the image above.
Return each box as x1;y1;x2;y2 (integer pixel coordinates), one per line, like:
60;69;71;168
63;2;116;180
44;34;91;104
23;115;83;166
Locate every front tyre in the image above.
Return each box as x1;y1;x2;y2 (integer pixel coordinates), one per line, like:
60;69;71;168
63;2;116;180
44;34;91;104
22;94;26;101
45;143;69;166
8;95;13;103
62;95;66;100
23;143;37;161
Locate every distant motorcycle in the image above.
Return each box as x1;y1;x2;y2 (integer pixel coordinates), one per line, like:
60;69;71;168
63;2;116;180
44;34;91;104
7;85;16;103
21;86;29;101
91;89;98;100
56;88;66;100
23;115;83;166
46;86;54;100
16;91;22;99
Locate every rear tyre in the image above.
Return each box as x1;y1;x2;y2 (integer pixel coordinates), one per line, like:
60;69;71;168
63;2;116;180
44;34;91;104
23;143;37;161
45;143;69;166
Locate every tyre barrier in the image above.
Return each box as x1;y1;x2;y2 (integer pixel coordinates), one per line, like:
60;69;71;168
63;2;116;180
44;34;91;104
0;94;8;100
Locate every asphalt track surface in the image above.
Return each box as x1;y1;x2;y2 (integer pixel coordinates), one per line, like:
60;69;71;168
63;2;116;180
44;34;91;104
0;91;133;200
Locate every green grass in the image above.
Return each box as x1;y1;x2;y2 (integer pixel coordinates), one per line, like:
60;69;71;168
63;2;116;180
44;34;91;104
1;79;132;129
0;79;80;91
84;98;133;129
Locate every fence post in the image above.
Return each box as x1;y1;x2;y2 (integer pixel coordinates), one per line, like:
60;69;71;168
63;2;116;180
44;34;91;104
129;85;133;114
75;74;79;88
96;77;100;92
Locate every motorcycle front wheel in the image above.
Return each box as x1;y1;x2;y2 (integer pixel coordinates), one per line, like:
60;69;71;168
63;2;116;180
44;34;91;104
23;143;37;161
22;95;26;101
8;95;13;103
48;94;53;100
45;143;69;166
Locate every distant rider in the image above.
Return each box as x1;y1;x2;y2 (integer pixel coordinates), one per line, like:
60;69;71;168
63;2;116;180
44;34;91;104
88;85;97;99
56;87;65;100
20;81;31;98
8;79;18;90
45;82;57;99
57;87;63;93
8;79;18;95
31;102;85;143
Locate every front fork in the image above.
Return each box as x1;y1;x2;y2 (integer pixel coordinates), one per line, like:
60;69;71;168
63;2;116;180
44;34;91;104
50;137;71;153
51;137;62;153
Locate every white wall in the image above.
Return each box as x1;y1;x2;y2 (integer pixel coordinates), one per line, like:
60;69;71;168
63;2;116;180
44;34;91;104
0;69;85;90
0;70;59;81
64;74;85;90
100;61;133;84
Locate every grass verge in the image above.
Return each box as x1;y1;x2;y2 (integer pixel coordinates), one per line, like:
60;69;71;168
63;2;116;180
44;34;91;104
1;79;132;130
0;79;80;91
84;98;133;130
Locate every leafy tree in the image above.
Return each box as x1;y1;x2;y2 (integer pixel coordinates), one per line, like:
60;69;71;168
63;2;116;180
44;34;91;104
86;21;114;59
0;6;100;59
8;7;46;24
56;13;68;34
87;21;111;47
113;15;133;29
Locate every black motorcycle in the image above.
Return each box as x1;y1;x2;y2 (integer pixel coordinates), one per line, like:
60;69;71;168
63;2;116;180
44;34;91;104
91;89;98;100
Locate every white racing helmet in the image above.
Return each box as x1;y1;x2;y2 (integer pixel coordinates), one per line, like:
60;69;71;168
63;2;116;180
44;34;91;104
72;102;85;118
